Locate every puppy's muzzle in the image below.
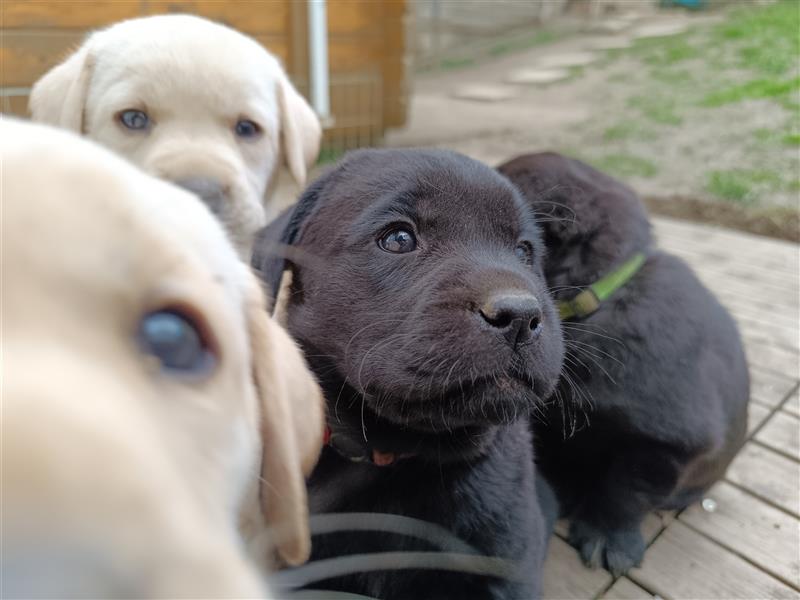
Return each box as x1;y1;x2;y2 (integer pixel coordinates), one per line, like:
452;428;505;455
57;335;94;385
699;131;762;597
479;292;543;347
175;177;227;218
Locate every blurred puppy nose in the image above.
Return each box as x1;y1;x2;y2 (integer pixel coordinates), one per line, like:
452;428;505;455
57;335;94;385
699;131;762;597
479;293;543;347
174;177;226;217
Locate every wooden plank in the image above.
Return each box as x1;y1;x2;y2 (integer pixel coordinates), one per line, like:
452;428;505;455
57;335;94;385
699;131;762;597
726;442;800;517
680;482;800;587
327;0;382;36
601;577;656;600
785;389;800;418
743;341;800;380
654;217;800;258
749;402;772;435
327;36;384;71
656;235;800;280
721;294;800;330
0;93;29;117
0;30;84;87
751;369;798;408
689;268;800;305
542;536;612;600
756;411;800;459
735;316;799;357
143;1;288;35
0;32;287;89
1;1;140;29
630;521;798;599
642;511;673;543
252;35;289;66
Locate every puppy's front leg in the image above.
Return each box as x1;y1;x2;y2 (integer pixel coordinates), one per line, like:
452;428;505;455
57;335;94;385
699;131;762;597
568;447;684;576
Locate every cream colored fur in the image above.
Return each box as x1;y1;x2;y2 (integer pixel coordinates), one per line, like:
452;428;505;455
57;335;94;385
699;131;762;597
1;118;324;598
30;14;322;258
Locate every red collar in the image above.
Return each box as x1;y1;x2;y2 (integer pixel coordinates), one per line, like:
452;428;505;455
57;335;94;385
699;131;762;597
323;426;414;467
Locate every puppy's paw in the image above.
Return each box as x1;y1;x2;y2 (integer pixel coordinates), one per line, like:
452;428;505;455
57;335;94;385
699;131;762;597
568;520;645;576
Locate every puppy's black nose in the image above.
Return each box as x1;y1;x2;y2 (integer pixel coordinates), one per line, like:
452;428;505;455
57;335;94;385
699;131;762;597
480;293;543;347
175;177;226;217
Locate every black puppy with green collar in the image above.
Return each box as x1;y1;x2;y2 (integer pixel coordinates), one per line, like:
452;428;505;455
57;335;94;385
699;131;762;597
498;152;749;575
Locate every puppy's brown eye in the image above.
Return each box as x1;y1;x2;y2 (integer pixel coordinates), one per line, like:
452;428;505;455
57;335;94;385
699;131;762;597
235;119;261;139
118;109;149;131
138;309;216;375
378;228;416;253
515;241;533;265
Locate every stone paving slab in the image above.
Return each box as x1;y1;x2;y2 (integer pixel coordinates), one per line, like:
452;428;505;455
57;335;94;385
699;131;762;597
450;83;519;102
505;68;570;85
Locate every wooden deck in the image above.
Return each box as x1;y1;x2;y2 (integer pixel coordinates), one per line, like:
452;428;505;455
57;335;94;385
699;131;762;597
541;217;800;600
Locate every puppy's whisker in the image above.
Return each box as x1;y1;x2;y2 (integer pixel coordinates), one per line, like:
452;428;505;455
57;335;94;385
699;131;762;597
565;339;625;368
565;349;618;386
561;324;625;347
563;363;595;413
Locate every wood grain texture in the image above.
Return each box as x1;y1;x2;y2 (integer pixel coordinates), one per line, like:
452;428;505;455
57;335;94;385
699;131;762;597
542;536;612;600
143;1;288;34
1;1;140;29
751;368;800;407
680;482;800;587
749;402;772;435
785;389;800;417
1;30;83;87
726;442;800;517
601;577;656;600
1;93;29;117
756;411;800;459
630;521;798;599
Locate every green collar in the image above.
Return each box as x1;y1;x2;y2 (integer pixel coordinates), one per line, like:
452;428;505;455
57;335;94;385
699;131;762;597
557;252;647;320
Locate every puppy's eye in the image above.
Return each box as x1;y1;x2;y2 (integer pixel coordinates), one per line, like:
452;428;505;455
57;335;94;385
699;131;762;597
118;109;150;131
138;309;216;375
515;241;533;265
378;227;417;253
235;119;261;139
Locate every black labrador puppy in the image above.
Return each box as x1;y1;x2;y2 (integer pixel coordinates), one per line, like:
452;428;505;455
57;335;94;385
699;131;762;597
498;152;750;576
253;149;564;599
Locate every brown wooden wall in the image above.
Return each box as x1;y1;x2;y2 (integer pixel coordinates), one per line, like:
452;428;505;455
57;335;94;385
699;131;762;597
0;0;407;142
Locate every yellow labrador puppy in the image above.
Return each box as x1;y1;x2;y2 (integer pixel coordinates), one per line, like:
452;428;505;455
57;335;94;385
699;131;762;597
1;118;324;598
30;14;321;258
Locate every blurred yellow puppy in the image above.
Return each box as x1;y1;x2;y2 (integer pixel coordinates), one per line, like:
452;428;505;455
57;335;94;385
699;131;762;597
30;14;321;257
1;118;324;598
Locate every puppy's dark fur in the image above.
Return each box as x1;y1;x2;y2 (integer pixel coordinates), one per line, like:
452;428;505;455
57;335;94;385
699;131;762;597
253;149;564;599
498;152;750;575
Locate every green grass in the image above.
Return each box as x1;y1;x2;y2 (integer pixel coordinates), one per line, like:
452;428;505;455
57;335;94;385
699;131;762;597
702;77;800;107
781;133;800;146
627;95;683;125
649;68;694;85
592;154;659;178
706;169;784;204
439;57;475;71
602;122;652;141
488;30;558;57
713;0;800;75
640;37;700;67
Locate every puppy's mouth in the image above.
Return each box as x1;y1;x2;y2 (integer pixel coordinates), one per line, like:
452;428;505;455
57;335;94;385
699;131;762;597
364;370;541;431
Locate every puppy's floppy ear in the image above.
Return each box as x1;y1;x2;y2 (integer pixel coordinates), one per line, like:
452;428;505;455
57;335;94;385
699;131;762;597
277;71;322;187
244;274;323;566
251;173;331;310
30;42;95;132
